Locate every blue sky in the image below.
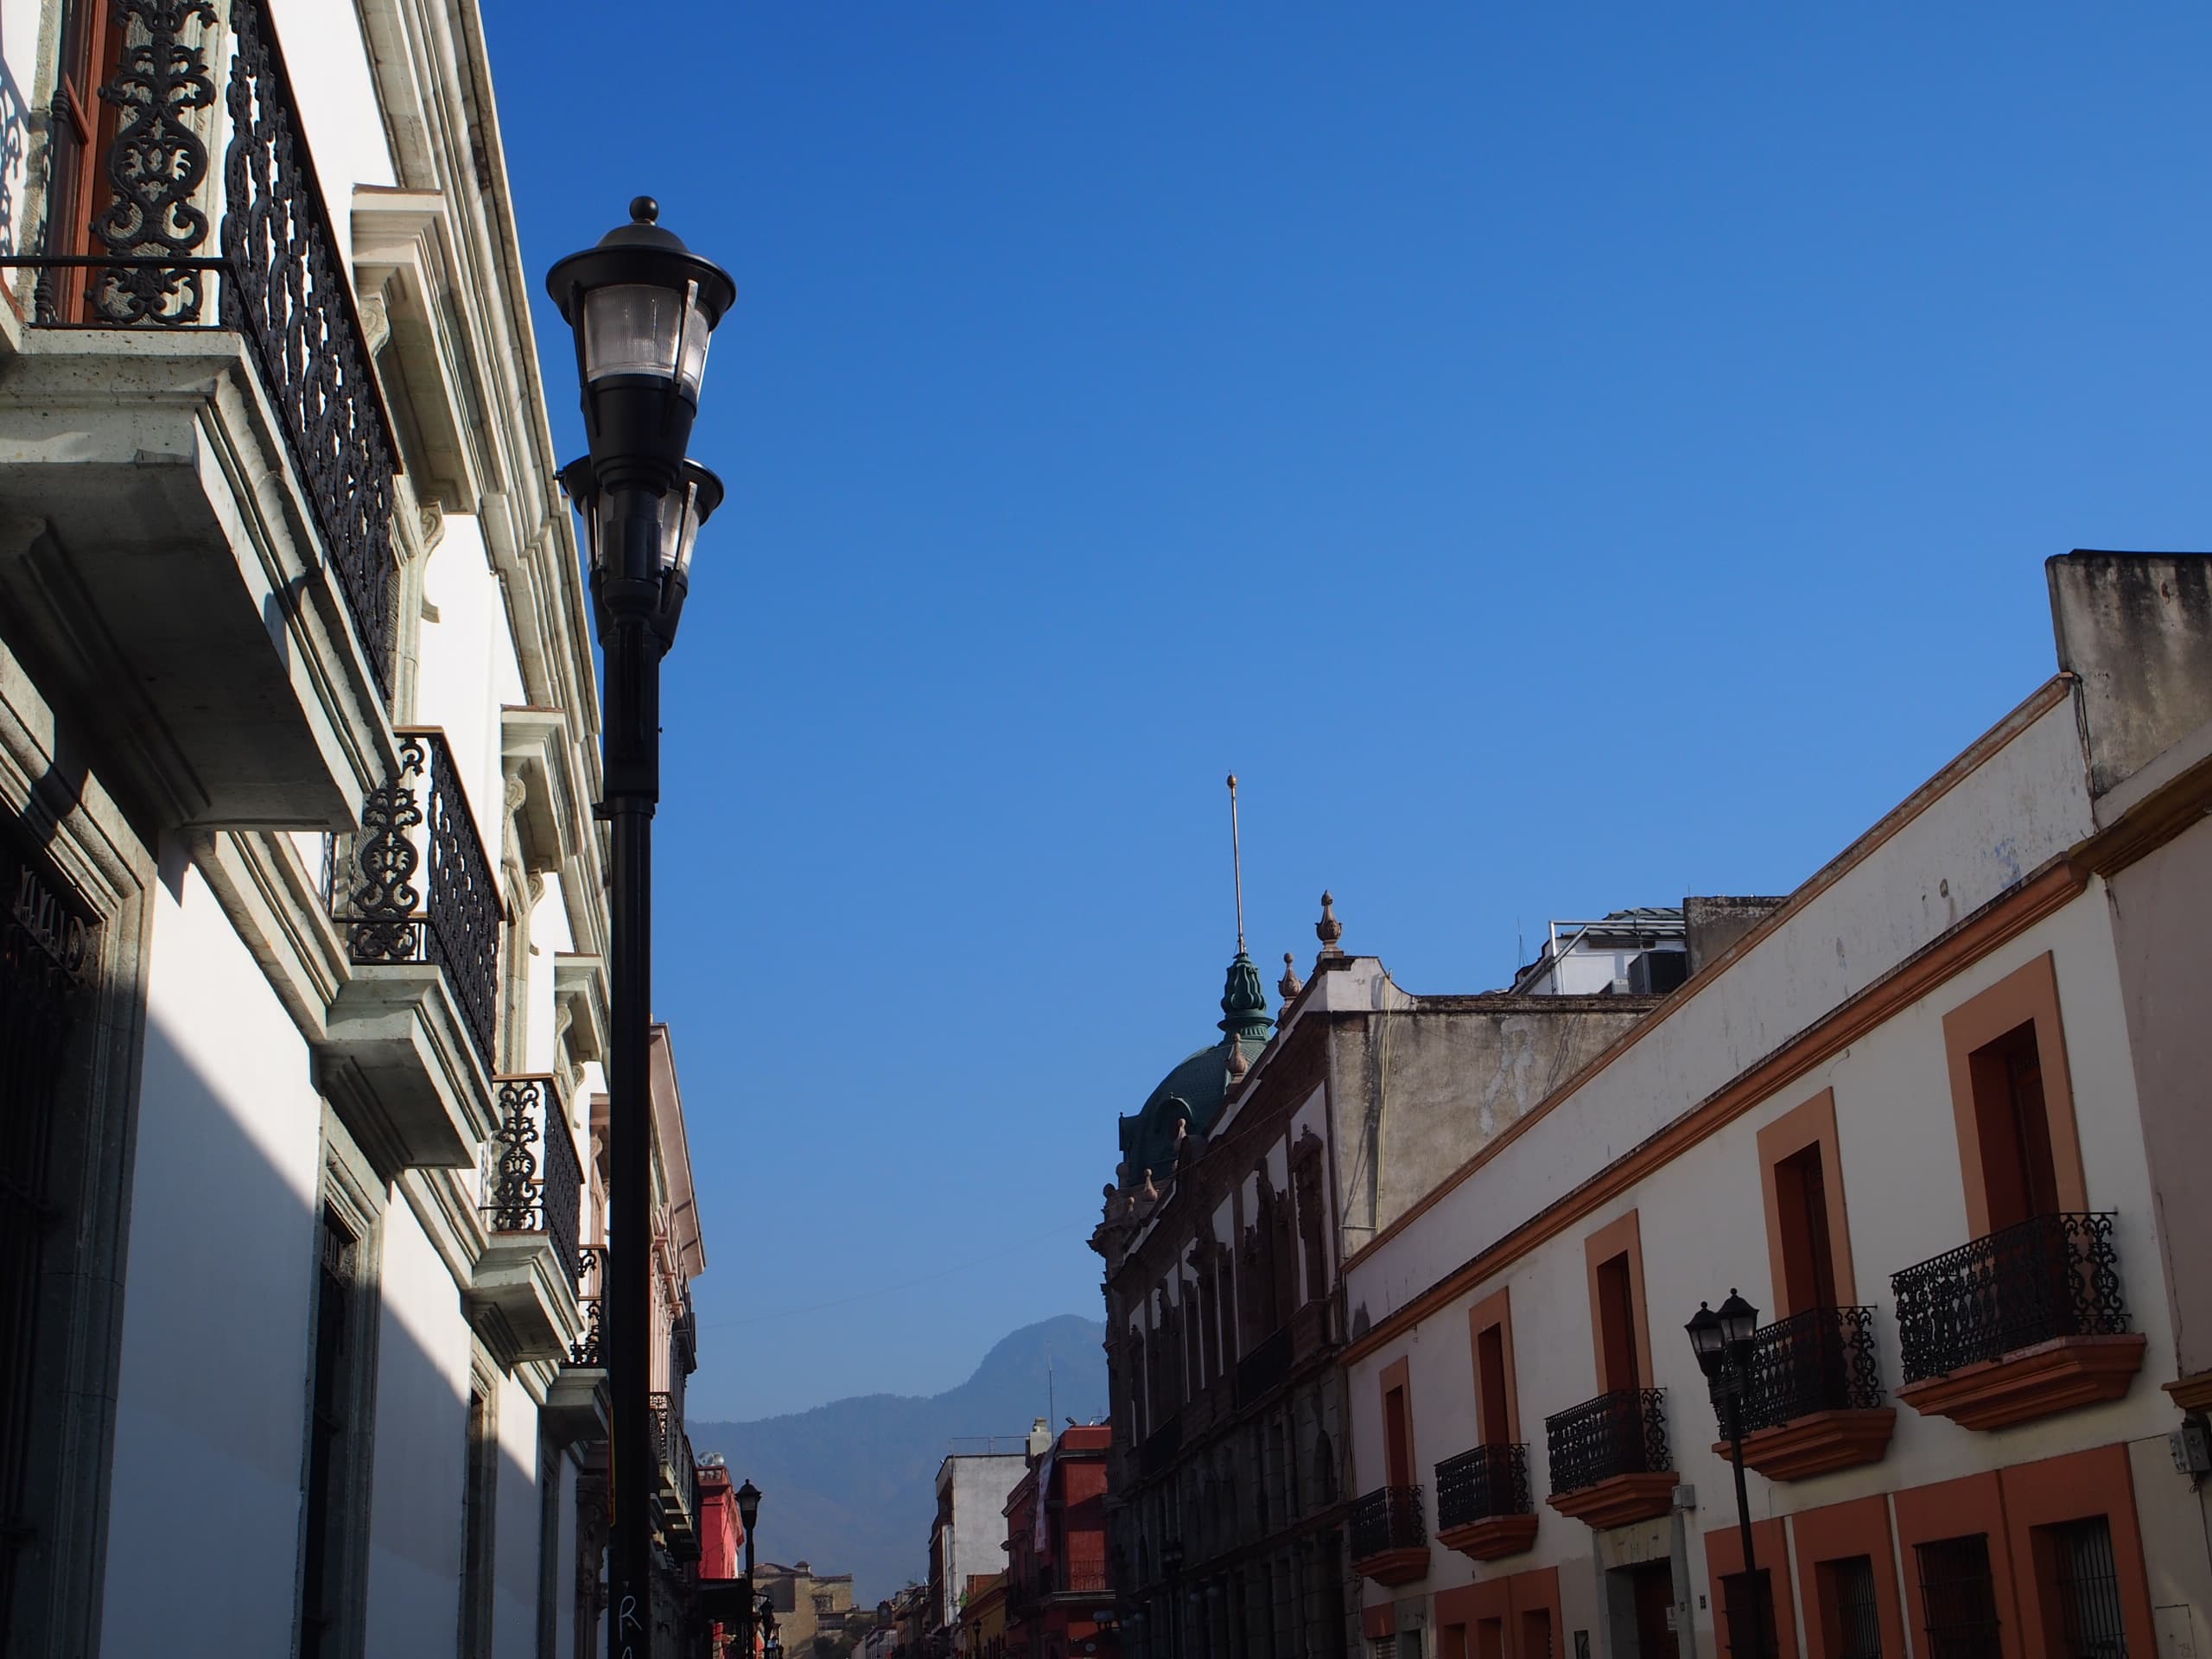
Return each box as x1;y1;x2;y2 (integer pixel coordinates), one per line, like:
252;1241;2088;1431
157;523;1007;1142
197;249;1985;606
480;3;2211;1420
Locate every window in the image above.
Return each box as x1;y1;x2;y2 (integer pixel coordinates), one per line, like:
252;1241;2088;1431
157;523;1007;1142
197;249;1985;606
1915;1535;2002;1659
537;1434;562;1659
461;1368;499;1659
1523;1609;1556;1659
1815;1555;1883;1659
2046;1516;2126;1659
1942;952;2085;1239
1776;1141;1840;1311
300;1210;359;1657
1478;1325;1511;1448
1967;1022;2060;1232
1595;1255;1639;1392
1382;1375;1413;1488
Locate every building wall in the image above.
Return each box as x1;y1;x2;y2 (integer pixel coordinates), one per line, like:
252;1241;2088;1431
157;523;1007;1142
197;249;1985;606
99;854;326;1656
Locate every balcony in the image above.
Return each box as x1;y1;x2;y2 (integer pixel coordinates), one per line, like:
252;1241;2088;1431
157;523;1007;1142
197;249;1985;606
1717;1306;1894;1480
650;1391;701;1559
1433;1443;1536;1561
465;1077;583;1363
1236;1325;1292;1408
1891;1211;2145;1430
1544;1389;1675;1529
0;0;397;829
1348;1484;1428;1586
318;731;503;1172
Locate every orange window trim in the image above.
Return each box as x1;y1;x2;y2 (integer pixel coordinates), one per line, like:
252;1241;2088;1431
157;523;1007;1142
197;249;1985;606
1434;1567;1560;1659
1941;950;2087;1236
1757;1088;1859;1313
1893;1471;2024;1659
1466;1287;1521;1446
1582;1210;1653;1395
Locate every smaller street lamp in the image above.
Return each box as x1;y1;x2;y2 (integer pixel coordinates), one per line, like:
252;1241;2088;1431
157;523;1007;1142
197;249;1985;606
735;1479;763;1656
1688;1290;1770;1659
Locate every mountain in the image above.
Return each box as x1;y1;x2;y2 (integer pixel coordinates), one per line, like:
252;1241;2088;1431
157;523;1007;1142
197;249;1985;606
687;1314;1108;1605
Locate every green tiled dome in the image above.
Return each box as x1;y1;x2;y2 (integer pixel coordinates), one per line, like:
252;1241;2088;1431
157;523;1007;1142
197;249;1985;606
1116;952;1273;1189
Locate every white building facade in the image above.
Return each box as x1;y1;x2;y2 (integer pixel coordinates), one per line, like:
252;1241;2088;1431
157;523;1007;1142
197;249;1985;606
1337;555;2212;1659
0;0;709;1654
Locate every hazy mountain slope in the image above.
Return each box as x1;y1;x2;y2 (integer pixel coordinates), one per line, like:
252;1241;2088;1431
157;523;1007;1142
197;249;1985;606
688;1313;1108;1605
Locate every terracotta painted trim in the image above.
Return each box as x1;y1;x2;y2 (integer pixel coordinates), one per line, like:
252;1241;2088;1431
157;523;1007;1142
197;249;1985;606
1940;950;2086;1236
1582;1210;1654;1394
1467;1286;1521;1445
1543;1470;1675;1529
1341;858;2092;1368
1756;1088;1858;1313
2164;1369;2212;1412
1894;1333;2145;1431
1345;674;2076;1275
1999;1442;2158;1659
1722;1408;1895;1481
1434;1566;1561;1659
1363;1601;1395;1640
1893;1471;2024;1659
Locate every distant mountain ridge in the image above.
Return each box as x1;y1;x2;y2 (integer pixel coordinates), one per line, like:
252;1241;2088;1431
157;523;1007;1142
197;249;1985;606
688;1314;1108;1605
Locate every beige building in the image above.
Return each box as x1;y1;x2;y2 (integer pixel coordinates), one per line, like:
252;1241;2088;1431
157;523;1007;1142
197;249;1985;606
1337;554;2212;1659
755;1560;858;1652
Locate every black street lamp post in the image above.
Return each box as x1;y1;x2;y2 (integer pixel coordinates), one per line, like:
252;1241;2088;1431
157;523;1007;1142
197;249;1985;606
736;1478;762;1656
1159;1540;1184;1659
547;198;734;1659
1688;1290;1767;1659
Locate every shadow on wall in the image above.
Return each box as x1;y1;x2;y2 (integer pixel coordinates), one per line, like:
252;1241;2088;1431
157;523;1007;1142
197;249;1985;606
94;1001;552;1654
0;44;24;257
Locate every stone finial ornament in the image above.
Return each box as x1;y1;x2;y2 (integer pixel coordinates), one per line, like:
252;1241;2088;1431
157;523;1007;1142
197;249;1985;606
1227;1041;1249;1082
1139;1168;1160;1206
1316;891;1344;957
1279;951;1303;1003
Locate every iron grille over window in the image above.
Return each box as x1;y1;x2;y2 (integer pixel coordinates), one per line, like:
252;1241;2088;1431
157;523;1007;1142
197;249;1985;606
1825;1556;1883;1659
1744;1306;1885;1429
1891;1212;2128;1382
481;1078;582;1294
1916;1535;2003;1659
1347;1485;1425;1560
3;0;403;696
1433;1443;1532;1528
2051;1516;2127;1659
1544;1389;1669;1496
0;843;92;1635
336;731;503;1071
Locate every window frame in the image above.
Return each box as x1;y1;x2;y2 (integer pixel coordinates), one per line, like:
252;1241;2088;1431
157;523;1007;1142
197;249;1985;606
1941;952;2086;1238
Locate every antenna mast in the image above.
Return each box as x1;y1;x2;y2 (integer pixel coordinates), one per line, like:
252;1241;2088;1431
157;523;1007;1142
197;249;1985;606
1227;772;1246;954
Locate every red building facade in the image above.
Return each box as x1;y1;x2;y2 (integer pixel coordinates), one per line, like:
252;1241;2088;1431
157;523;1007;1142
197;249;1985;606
1001;1425;1118;1659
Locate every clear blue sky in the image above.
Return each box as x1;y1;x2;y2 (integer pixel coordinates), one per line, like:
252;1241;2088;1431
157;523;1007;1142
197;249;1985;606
480;3;2210;1420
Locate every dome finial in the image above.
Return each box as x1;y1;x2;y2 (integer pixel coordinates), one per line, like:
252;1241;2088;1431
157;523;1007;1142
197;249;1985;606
1218;949;1272;1042
1316;891;1344;958
1279;951;1303;1005
630;195;660;225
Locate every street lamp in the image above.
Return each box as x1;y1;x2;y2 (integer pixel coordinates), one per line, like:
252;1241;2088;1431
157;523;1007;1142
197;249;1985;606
546;198;734;1659
734;1479;762;1656
1688;1290;1769;1659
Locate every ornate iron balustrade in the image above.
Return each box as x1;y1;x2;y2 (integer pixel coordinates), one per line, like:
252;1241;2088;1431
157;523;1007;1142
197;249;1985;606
1741;1306;1884;1430
1058;1560;1111;1596
1347;1484;1425;1561
3;0;402;696
1434;1442;1532;1529
645;1390;697;1535
1235;1324;1292;1408
480;1077;582;1294
1544;1389;1669;1496
568;1246;603;1366
1891;1212;2128;1383
337;730;502;1071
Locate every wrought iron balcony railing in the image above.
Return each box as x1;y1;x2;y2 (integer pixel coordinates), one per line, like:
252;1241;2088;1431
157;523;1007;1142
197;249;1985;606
568;1245;603;1366
3;0;401;696
334;730;502;1071
1434;1442;1533;1529
1741;1306;1884;1430
648;1389;698;1524
1235;1325;1292;1408
1545;1389;1669;1496
481;1077;582;1295
1348;1484;1425;1561
1891;1211;2128;1383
